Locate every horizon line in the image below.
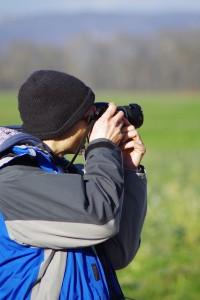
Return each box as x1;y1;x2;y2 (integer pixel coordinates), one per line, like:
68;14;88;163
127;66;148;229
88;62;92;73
1;7;200;19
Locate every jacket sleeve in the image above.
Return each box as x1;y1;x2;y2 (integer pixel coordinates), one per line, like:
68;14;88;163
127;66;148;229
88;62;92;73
0;139;124;249
96;168;147;270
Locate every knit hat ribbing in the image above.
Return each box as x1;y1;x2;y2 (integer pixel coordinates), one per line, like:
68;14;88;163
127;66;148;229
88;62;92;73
18;70;95;139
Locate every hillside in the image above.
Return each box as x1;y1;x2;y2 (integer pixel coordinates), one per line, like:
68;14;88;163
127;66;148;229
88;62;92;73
0;12;200;47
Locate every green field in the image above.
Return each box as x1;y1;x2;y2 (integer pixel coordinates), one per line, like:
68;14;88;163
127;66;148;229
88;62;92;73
1;91;200;300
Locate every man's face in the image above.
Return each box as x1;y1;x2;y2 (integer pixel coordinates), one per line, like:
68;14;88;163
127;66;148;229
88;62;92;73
60;105;96;155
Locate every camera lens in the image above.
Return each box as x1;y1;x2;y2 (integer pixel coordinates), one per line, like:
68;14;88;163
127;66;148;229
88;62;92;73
94;102;143;129
118;104;143;129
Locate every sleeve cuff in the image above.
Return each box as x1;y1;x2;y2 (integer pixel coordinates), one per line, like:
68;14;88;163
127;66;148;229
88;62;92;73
85;138;120;158
125;165;146;174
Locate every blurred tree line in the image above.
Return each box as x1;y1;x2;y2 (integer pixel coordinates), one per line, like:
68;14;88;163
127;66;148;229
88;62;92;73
0;30;200;90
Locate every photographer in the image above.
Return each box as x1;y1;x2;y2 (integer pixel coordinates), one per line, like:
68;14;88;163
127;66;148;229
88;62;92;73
0;70;147;299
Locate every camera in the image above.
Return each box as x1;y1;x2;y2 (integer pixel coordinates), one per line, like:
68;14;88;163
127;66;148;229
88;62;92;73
93;102;144;129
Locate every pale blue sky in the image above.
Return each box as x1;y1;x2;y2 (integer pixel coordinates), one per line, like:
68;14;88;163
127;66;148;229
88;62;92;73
1;0;200;17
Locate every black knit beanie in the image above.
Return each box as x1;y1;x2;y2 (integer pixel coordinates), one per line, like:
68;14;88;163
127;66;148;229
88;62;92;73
18;70;95;139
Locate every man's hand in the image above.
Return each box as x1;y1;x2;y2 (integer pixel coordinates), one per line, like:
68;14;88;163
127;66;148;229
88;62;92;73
89;103;125;145
120;118;146;170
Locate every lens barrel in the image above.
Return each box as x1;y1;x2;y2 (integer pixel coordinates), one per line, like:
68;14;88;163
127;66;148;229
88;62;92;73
94;102;144;129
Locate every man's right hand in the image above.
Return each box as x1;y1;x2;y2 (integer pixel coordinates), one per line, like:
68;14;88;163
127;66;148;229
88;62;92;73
89;103;125;145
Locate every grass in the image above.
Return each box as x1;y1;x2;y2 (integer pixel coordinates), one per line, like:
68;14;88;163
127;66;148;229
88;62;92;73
1;90;200;299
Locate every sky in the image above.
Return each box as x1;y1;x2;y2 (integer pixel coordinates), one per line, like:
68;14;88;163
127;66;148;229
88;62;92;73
1;0;200;18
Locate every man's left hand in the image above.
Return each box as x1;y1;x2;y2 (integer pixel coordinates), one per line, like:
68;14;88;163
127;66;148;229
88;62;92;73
120;118;146;170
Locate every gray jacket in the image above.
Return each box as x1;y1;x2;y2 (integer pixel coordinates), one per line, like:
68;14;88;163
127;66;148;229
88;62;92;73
0;127;147;299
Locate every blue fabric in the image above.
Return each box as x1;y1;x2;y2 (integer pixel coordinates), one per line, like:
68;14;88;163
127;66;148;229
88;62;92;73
0;214;44;300
0;131;41;154
12;145;59;173
60;248;110;300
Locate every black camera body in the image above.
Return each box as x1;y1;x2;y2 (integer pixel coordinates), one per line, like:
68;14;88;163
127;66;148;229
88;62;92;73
93;102;144;129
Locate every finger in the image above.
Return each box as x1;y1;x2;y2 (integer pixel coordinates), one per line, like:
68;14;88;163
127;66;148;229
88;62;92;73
122;117;137;130
122;117;131;126
121;125;137;135
121;126;140;143
121;124;134;132
120;140;135;150
135;133;144;143
112;110;125;125
121;140;145;151
102;102;117;119
122;126;143;143
121;130;138;142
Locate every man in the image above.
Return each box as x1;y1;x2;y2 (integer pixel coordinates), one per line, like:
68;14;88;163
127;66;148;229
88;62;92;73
0;70;147;299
